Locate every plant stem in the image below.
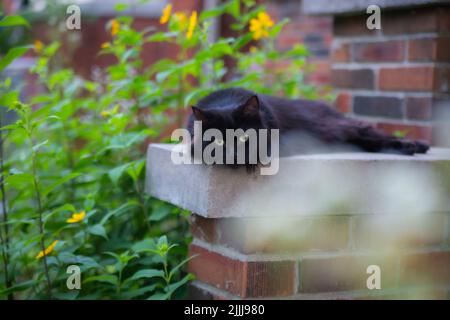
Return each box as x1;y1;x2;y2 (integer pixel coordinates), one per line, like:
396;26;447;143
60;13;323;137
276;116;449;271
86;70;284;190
30;140;52;299
176;47;188;128
0;115;13;300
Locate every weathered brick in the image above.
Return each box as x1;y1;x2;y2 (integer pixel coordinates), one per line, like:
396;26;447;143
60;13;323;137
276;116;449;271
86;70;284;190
352;214;445;250
299;255;398;293
331;69;374;89
399;251;450;286
334;91;351;114
189;214;217;243
437;6;450;32
379;67;435;91
331;42;350;63
405;97;433;120
190;214;350;254
408;37;450;62
375;123;432;142
435;66;450;93
353;95;403;119
188;244;296;298
383;7;448;35
334;15;377;37
353;40;404;62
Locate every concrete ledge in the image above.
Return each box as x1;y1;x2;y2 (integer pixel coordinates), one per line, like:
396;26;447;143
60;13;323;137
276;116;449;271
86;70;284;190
302;0;449;15
145;143;450;218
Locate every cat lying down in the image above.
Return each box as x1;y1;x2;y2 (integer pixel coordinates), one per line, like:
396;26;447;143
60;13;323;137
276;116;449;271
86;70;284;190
186;87;429;168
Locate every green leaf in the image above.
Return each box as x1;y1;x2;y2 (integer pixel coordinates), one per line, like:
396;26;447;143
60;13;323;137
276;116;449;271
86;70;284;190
114;3;129;11
166;274;195;296
121;284;157;299
131;238;156;253
42;172;81;197
32;139;49;152
4;173;33;188
0;15;30;28
149;206;170;222
169;254;198;279
146;31;178;42
108;163;130;186
129;269;165;281
147;292;170;300
84;275;118;286
0;280;36;296
100;201;139;225
0;46;31;72
88;224;107;239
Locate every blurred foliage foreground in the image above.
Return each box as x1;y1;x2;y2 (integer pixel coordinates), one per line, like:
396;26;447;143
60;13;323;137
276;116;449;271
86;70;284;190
0;0;323;299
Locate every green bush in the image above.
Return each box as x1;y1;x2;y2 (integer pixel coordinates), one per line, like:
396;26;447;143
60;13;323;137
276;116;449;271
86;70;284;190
0;0;325;299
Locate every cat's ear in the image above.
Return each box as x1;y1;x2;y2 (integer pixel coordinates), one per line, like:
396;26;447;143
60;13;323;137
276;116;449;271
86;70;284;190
237;95;260;119
191;106;208;122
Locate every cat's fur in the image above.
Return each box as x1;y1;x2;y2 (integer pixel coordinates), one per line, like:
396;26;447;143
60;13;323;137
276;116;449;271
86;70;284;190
187;87;429;167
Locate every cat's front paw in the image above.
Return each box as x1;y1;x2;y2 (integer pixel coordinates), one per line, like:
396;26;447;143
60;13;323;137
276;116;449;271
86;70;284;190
414;140;429;154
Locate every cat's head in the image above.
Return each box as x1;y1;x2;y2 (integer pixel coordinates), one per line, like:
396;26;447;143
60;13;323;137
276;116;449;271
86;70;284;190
190;94;268;169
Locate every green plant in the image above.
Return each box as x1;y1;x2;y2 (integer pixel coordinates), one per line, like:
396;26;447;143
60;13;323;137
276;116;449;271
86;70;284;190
0;0;325;300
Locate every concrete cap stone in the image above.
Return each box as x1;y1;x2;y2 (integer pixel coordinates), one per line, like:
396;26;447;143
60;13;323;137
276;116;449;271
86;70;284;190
145;143;450;218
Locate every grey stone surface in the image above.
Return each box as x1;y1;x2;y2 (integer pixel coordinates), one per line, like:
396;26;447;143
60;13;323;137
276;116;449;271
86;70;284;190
146;143;450;218
302;0;449;15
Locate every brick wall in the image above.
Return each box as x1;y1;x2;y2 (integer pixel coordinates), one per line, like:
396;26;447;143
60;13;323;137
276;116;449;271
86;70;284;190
267;0;332;87
146;143;450;300
330;6;450;144
188;213;450;299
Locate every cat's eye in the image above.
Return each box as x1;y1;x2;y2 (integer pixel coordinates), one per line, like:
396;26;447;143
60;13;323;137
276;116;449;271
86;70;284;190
215;138;224;146
239;134;249;143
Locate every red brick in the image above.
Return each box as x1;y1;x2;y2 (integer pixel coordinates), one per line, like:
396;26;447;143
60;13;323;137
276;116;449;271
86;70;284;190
334;15;377;37
405;97;433;120
379;67;435;91
383;7;447;35
353;40;404;62
375;123;432;142
435;66;450;93
332;69;375;89
353;95;403;119
188;244;296;298
190;214;349;254
299;255;398;293
399;251;450;286
334;92;351;114
437;6;450;32
189;214;217;243
408;37;450;62
331;43;350;63
352;214;445;250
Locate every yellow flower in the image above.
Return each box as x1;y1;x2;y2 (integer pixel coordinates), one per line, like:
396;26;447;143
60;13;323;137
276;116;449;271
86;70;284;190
36;240;59;259
174;12;188;30
250;46;258;53
249;11;274;40
34;40;43;53
186;11;197;40
160;4;172;24
101;105;120;118
67;210;86;223
111;19;120;36
101;42;110;49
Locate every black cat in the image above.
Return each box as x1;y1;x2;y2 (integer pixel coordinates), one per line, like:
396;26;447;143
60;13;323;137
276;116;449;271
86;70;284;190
187;87;429;167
